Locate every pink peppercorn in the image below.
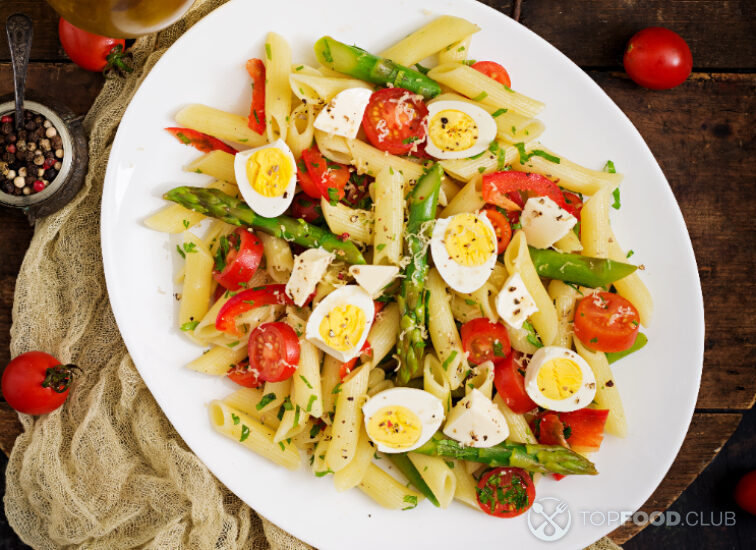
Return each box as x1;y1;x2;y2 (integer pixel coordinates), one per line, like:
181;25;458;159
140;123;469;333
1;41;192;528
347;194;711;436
33;180;45;192
0;115;11;124
6;144;16;154
42;157;55;170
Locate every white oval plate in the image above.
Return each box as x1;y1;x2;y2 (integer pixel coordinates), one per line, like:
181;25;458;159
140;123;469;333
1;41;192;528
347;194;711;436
102;1;704;548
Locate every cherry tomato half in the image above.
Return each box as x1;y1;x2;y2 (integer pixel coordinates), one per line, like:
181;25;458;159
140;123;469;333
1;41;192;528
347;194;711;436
213;228;264;291
290;192;324;224
623;27;692;90
58;18;130;74
471;61;512;88
493;351;537;414
339;342;373;380
362;88;428;155
476;467;535;518
2;351;76;415
301;146;351;201
734;470;756;516
248;322;301;382
460;318;511;365
227;358;263;388
562;191;583;220
574;291;640;352
482;207;512;254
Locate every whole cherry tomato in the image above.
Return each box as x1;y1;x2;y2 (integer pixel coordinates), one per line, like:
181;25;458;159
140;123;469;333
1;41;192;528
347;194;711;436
623;27;692;90
59;18;132;75
2;351;77;415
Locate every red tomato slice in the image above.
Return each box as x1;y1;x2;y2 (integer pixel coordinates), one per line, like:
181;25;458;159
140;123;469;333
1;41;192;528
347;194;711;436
301;146;350;201
562;191;583;220
227;358;263;388
471;61;512;88
339;342;373;380
362;88;428;155
532;412;569;447
494;352;537;414
482;207;512;254
623;27;692;90
559;408;609;452
574;292;640;352
248;322;300;382
482;171;569;211
245;58;266;134
213;228;264;291
460;318;511;365
296;161;322;199
165;127;237;155
476;467;535;518
290;192;324;224
216;285;297;335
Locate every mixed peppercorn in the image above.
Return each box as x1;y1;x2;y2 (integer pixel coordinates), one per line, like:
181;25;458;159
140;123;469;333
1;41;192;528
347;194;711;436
1;110;64;196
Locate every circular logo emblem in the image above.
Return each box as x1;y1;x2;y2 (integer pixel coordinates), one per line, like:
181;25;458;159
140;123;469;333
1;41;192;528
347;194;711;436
527;496;572;542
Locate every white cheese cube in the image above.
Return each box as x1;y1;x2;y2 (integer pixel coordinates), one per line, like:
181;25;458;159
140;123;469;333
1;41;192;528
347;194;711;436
348;264;399;299
496;272;538;330
520;196;577;249
442;389;509;448
313;88;373;139
286;248;335;306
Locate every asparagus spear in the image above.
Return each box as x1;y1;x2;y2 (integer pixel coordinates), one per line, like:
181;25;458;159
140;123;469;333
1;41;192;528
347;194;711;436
314;36;442;99
414;434;598;476
528;247;637;288
606;332;648;364
163;186;366;264
396;164;443;385
387;454;440;507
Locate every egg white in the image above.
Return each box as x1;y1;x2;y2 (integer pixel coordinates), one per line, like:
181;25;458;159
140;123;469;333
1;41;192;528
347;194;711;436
233;138;297;217
362;387;445;454
524;346;597;412
430;212;498;293
305;285;374;362
424;100;497;160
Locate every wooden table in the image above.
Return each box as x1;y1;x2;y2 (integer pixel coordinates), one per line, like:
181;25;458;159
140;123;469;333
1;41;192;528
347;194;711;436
0;0;754;545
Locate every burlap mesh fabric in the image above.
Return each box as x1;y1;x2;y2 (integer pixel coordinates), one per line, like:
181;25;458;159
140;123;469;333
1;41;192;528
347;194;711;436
2;1;623;548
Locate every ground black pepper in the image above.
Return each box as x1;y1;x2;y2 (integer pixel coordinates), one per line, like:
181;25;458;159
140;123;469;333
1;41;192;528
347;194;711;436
0;110;64;196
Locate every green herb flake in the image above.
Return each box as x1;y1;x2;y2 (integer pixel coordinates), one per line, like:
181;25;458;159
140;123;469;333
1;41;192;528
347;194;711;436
464;298;477;306
471;91;488;102
563;426;573;440
491;108;508;118
376;243;386;251
415;63;430;75
231;413;240;425
493;340;506;357
181;320;199;332
293;405;301;427
444;460;455;469
256;392;277;411
332;382;343;394
522;320;543;348
265;43;272;60
306;394;317;412
299;375;313;389
295;65;304;71
278;441;285;451
315;469;334;478
604;160;616;174
182;219;190;229
402;495;418;510
176;245;186;259
442;350;458;371
478;166;486;174
626;250;635;259
612;187;621;210
239;424;250;442
327;187;340;206
309;422;323;438
227;340;240;348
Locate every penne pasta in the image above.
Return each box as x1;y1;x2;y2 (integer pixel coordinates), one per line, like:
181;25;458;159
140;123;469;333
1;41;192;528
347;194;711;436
574;339;627;438
408;453;457;508
379;15;480;66
175;104;266;147
263;32;293;142
326;363;371;472
372;166;405;266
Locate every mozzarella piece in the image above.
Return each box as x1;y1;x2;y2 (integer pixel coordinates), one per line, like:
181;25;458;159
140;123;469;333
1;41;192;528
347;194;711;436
348;264;400;299
313;88;373;139
286;248;335;306
442;389;509;448
496;272;538;330
520;196;577;249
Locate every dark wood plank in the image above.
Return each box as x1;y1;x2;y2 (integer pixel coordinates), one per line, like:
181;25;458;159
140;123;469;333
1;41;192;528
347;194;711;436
0;0;65;61
0;403;23;456
0;62;103;115
592;71;756;410
482;1;756;70
609;412;743;543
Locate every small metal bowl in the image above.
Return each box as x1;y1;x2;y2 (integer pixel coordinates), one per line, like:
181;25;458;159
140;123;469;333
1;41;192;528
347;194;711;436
0;97;88;222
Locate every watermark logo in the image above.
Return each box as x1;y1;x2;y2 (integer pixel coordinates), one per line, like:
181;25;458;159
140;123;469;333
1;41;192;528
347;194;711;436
527;496;572;542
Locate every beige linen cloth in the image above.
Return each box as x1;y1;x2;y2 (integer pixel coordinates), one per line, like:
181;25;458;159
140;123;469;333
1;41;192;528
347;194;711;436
3;0;623;548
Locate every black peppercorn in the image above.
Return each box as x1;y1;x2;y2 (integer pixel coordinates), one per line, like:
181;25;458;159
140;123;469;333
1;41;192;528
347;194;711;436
5;133;16;144
1;123;10;134
24;120;36;131
45;168;58;181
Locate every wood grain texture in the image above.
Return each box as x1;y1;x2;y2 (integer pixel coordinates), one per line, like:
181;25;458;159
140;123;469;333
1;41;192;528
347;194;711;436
0;62;104;115
609;413;743;544
0;1;65;61
0;403;23;457
480;1;756;69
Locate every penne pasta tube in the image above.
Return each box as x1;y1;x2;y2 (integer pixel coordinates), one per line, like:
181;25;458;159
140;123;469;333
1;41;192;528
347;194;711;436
358;464;423;510
379;15;480;66
326;363;371;472
175;104;266;147
263;32;292;142
372;166;405;266
408;453;457;508
574;339;627;438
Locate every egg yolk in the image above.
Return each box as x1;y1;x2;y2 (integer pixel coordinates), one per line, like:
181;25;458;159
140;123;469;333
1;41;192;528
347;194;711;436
246;148;293;197
444;213;495;266
367;406;422;450
537;358;583;400
318;304;366;352
428;109;478;152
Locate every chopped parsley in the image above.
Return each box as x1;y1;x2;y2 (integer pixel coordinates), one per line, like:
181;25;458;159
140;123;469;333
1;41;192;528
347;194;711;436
293;405;301;427
180;321;199;332
522;320;543;348
231;413;240;425
626;250;635;259
612;187;621;210
471;91;488;102
331;382;343;394
376;243;386;251
442;350;458;371
306;394;317;412
402;136;421;144
414;63;430;75
282;397;294;411
402;495;418;510
478;166;486;174
239;424;250;442
256;392;276;410
309;422;324;438
488;141;507;170
491;108;508;118
514;142;561;164
444;460;455;469
226;340;240;348
493;340;506;357
465;298;477;306
214;235;231;272
461;59;477;66
604;160;616;174
182;219;190;229
315;469;334;478
563;426;572;440
295;65;304;71
327;187;340;206
265;43;272;60
299;375;313;389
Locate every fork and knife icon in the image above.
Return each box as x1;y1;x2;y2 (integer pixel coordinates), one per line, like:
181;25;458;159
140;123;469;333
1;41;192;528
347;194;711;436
529;500;571;541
